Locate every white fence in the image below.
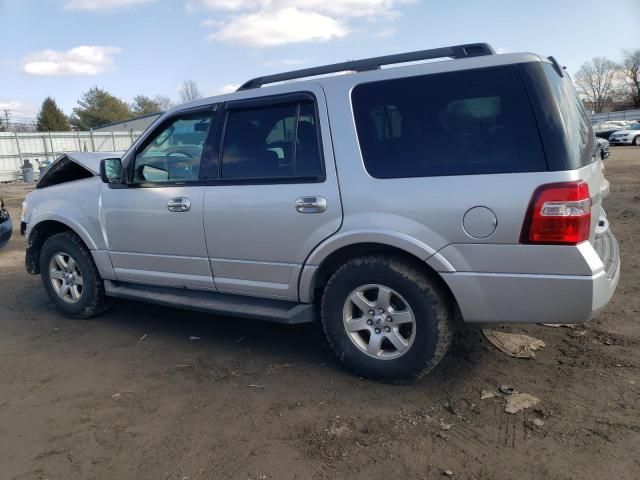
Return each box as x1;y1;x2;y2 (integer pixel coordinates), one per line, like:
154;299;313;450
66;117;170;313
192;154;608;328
590;108;640;123
0;130;142;182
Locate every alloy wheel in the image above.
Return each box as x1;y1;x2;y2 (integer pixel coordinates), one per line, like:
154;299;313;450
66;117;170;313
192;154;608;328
49;252;84;303
342;283;416;360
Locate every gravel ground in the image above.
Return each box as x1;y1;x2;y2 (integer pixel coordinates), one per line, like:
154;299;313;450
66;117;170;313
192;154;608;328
1;146;639;480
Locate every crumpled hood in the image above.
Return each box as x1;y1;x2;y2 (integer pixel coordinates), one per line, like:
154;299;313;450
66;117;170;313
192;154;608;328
64;151;125;174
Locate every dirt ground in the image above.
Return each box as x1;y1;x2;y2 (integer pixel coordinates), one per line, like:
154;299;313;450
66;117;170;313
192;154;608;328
1;147;639;480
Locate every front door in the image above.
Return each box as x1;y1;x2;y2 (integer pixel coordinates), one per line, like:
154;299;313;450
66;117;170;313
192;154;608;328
203;89;342;300
101;108;216;290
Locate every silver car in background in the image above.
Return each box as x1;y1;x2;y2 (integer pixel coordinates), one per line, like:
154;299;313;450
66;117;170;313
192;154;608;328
21;43;620;382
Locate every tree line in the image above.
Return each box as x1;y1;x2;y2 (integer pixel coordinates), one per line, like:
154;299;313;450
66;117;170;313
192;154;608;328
35;80;203;132
575;49;640;113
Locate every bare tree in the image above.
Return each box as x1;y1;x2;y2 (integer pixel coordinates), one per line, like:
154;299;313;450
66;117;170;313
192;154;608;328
179;80;203;103
153;95;174;112
620;49;640;108
575;57;620;113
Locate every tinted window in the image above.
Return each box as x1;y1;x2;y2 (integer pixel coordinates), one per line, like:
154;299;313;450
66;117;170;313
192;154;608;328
542;63;594;168
133;112;212;183
352;65;547;178
221;100;323;180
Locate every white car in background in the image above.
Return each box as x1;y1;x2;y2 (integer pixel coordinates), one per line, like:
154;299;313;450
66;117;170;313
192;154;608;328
608;123;640;146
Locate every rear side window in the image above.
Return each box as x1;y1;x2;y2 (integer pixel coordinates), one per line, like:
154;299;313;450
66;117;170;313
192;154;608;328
541;63;594;168
220;99;323;180
352;65;547;178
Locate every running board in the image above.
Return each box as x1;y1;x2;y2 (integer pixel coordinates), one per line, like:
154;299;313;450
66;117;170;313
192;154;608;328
104;280;315;324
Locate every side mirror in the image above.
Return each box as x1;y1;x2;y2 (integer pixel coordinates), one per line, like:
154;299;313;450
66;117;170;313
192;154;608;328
100;158;123;184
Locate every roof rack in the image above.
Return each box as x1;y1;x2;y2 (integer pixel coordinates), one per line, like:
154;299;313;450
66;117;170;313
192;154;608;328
237;43;495;91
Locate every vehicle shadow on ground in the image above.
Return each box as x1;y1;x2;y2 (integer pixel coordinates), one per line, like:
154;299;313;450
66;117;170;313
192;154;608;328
95;297;489;390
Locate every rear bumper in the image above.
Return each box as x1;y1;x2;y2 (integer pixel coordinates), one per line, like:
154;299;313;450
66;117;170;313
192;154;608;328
0;217;12;250
441;230;620;324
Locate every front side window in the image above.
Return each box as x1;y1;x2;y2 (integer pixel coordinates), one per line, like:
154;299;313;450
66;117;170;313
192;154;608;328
133;111;213;183
352;65;547;178
221;99;323;180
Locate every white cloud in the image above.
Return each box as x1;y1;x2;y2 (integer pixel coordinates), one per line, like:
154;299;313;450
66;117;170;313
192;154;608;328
201;18;224;27
21;46;122;76
209;8;348;47
64;0;155;11
0;100;39;118
191;0;403;17
213;84;240;94
195;0;409;47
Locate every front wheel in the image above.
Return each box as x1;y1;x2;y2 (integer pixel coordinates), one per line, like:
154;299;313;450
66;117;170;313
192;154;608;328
321;255;454;383
633;135;640;146
40;232;111;318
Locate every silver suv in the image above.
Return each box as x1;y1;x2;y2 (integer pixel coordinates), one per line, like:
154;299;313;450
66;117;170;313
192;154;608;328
21;43;620;382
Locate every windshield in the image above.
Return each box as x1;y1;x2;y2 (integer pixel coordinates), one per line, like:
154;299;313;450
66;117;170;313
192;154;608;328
629;124;640;130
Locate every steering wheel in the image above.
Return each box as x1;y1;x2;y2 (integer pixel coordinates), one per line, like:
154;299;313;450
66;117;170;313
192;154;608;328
162;145;202;179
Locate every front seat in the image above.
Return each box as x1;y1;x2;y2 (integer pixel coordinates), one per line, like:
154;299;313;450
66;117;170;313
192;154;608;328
222;120;279;178
295;121;322;177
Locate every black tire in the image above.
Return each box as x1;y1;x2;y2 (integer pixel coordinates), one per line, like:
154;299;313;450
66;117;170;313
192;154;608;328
320;255;454;383
633;135;640;146
40;231;111;318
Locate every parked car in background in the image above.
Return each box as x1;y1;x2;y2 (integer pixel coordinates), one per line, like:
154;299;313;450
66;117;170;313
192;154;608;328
595;121;639;140
0;199;12;250
594;123;624;140
608;123;640;145
596;137;610;159
21;44;620;382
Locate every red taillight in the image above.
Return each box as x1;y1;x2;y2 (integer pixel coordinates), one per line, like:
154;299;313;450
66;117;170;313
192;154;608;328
520;181;591;245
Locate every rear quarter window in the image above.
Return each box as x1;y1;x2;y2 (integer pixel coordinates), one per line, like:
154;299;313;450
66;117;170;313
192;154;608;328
541;63;594;168
351;65;547;178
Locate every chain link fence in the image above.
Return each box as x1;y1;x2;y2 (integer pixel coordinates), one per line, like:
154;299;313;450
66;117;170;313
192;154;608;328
0;130;142;181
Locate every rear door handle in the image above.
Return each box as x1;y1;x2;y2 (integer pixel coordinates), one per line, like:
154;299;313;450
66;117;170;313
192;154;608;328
295;196;327;213
167;197;191;212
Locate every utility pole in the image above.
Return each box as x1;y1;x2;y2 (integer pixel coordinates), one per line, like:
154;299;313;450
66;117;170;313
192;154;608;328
2;109;10;131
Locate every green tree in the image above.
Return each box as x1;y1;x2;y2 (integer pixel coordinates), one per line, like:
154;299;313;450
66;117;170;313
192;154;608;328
130;95;163;116
71;87;132;129
36;97;70;131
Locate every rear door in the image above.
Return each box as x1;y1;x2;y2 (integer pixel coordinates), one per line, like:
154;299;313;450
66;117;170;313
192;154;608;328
202;87;341;300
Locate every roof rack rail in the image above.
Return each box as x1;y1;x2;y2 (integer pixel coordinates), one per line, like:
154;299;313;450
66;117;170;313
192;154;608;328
236;42;496;91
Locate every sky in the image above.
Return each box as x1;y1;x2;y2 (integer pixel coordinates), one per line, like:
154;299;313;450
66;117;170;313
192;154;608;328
0;0;639;121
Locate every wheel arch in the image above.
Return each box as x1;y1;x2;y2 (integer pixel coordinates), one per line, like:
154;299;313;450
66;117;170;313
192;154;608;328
26;218;95;274
300;240;459;314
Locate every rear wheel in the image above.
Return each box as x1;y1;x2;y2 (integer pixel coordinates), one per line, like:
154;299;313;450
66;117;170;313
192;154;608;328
40;232;111;318
321;255;454;383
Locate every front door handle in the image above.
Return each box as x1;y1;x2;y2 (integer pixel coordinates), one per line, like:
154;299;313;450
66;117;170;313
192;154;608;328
168;197;191;212
295;196;327;213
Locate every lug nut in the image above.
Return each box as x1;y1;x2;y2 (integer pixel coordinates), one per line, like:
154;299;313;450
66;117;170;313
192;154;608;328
385;326;391;332
374;328;381;334
368;310;375;315
366;319;373;325
378;308;384;313
387;316;392;322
